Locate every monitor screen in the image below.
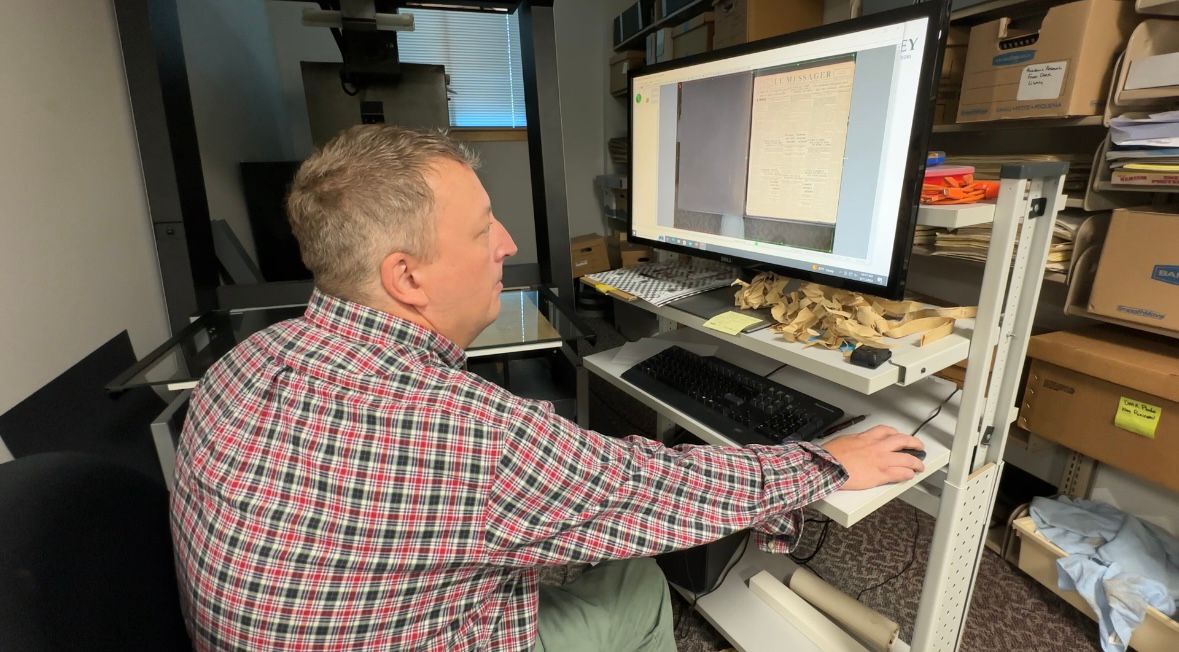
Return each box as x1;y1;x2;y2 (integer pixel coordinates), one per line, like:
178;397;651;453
627;3;948;299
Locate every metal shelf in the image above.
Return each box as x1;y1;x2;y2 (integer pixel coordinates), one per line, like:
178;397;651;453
931;115;1105;133
583;329;959;528
916;201;996;228
613;0;710;52
623;296;972;395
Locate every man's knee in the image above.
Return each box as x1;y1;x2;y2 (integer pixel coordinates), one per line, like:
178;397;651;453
625;557;669;605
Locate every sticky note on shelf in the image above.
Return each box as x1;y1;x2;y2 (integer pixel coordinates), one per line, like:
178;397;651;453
1114;397;1162;439
702;311;763;335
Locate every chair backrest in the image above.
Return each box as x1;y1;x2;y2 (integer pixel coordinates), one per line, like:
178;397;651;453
0;331;167;485
0;452;191;651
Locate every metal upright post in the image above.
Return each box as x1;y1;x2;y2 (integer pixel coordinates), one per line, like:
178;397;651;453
910;163;1067;651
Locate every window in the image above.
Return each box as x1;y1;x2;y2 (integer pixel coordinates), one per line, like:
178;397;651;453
396;8;527;128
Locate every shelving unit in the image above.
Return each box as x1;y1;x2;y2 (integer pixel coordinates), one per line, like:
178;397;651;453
613;0;711;52
585;330;959;528
931;115;1105;133
584;164;1068;650
916;201;996;228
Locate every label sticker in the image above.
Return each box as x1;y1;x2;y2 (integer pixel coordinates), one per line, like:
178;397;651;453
1017;61;1067;101
1114;397;1162;439
1153;265;1179;286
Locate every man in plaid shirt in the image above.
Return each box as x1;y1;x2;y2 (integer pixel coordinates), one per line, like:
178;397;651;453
171;126;926;651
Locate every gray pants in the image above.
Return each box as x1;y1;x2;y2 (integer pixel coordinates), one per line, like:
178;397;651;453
534;557;677;652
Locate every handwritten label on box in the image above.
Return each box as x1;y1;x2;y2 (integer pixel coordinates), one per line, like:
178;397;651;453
1017;61;1067;101
1114;396;1162;438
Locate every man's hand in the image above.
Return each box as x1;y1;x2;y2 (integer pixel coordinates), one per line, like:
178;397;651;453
821;425;925;491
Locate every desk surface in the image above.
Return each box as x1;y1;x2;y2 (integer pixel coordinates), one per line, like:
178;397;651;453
584;327;959;528
110;289;586;392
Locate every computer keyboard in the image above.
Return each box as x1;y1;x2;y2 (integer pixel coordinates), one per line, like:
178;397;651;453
621;346;845;446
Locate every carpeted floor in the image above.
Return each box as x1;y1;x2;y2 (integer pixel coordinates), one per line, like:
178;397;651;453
567;314;1102;651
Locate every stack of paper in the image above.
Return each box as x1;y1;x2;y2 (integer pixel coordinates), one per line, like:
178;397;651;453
913;225;938;247
921;212;1087;273
1108;111;1179;186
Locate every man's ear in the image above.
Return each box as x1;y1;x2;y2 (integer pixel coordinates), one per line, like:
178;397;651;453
379;251;429;308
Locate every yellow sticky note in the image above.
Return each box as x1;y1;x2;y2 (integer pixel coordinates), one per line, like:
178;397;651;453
702;311;763;335
1114;397;1162;439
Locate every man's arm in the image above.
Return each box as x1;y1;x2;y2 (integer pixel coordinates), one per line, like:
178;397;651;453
483;398;848;567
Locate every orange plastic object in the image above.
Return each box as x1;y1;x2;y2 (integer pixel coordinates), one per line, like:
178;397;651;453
920;172;1000;205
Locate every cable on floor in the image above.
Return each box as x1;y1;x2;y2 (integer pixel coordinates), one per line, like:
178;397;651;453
856;505;921;601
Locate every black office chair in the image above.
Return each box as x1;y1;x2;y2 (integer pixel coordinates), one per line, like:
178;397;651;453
0;452;191;651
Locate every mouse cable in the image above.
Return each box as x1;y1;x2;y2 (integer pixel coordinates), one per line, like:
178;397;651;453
856;504;921;601
790;518;831;564
911;387;960;438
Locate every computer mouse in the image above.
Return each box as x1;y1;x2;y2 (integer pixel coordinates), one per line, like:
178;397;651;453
900;448;926;461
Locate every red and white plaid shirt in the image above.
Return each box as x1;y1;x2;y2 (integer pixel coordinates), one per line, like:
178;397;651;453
171;289;847;651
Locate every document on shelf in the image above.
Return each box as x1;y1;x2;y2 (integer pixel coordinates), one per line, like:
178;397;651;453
744;58;855;224
1110;110;1179;145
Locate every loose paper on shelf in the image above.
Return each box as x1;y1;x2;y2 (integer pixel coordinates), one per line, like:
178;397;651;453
702;311;764;335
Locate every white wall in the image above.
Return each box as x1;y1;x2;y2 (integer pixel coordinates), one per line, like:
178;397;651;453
0;3;169;442
178;0;292;263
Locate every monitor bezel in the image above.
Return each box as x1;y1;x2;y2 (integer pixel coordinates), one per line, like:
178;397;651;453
625;1;950;301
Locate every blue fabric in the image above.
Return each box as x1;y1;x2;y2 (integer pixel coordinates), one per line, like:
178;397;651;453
1029;496;1179;652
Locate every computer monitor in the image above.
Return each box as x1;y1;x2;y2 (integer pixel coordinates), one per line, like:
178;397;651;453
627;2;949;300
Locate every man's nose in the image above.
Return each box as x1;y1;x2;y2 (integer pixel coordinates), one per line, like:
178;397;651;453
496;221;518;259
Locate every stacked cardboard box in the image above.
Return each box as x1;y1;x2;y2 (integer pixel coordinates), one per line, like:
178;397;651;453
957;0;1136;122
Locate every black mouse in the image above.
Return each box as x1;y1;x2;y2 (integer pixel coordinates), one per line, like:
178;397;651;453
900;448;926;461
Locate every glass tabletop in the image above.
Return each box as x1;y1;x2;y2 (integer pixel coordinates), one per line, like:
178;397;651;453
108;288;592;392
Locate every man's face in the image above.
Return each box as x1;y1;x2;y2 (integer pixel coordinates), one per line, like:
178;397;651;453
416;159;518;347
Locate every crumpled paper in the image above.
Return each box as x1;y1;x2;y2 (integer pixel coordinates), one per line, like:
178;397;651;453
733;273;976;351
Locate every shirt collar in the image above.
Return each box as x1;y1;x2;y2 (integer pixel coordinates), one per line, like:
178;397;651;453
303;288;466;369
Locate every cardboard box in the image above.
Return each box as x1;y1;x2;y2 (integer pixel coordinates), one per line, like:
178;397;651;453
647;14;714;64
620;243;655;267
1013;517;1179;651
570;234;611;278
1018;326;1179;494
646;28;673;64
942;26;970;86
956;0;1136;123
610;51;645;95
671;12;714;59
711;0;823;50
1087;208;1179;333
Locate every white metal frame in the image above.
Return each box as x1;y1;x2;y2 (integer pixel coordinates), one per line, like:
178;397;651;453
583;164;1067;651
914;167;1063;650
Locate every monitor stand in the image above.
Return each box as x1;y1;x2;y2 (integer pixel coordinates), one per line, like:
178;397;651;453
667;286;774;334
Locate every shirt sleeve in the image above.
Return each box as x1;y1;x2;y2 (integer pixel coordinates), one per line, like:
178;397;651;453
482;398;848;567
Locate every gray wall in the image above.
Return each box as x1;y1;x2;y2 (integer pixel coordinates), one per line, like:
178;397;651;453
554;0;608;239
0;2;169;448
178;0;292;263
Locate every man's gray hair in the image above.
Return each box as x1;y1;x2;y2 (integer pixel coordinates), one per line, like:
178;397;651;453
286;125;480;301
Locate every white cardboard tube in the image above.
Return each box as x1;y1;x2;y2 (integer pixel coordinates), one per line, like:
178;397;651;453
789;567;900;652
748;571;868;652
